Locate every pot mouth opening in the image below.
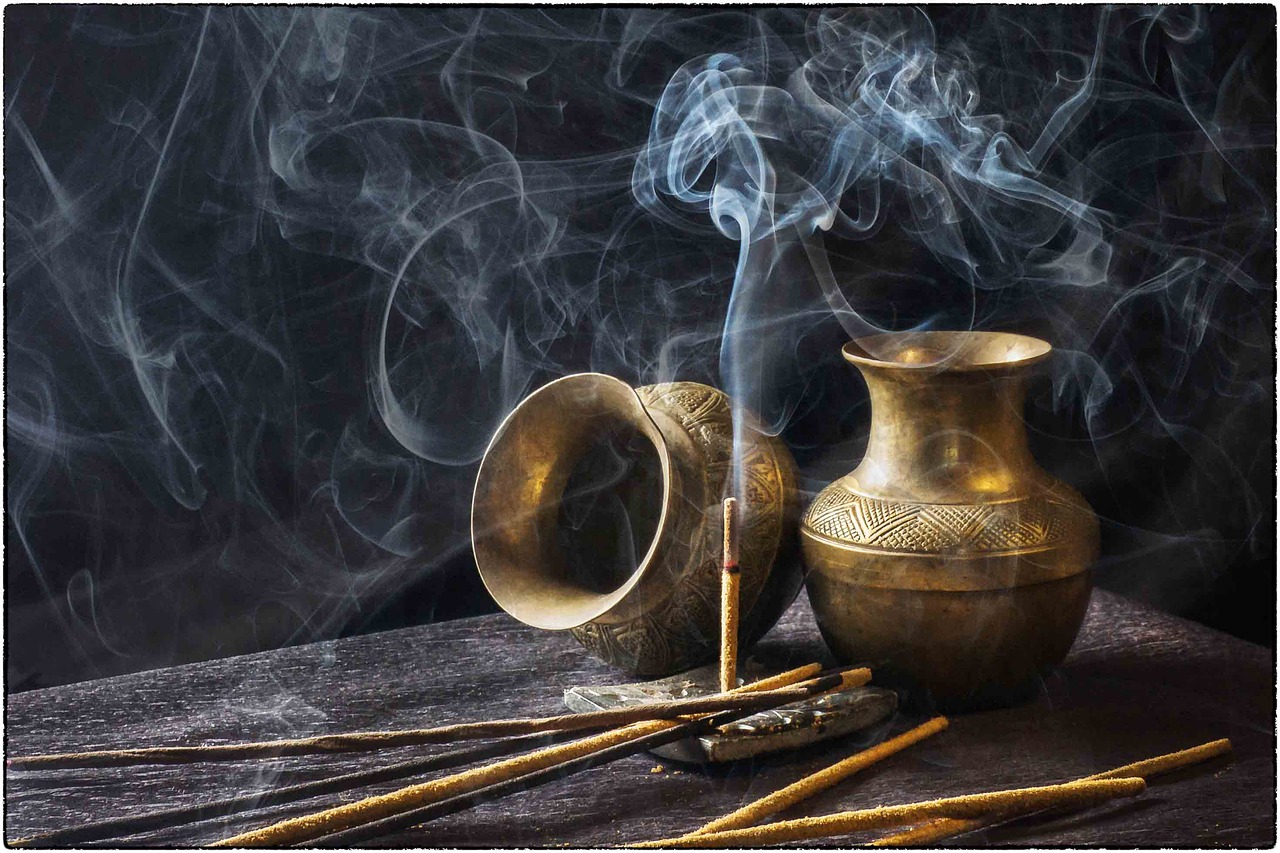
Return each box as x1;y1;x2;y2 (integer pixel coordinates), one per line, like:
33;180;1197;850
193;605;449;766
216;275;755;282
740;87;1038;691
472;373;672;630
554;412;665;599
844;331;1052;372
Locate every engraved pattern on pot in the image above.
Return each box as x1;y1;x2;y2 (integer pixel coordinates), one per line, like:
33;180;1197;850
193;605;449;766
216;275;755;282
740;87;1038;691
572;382;789;674
802;486;1075;554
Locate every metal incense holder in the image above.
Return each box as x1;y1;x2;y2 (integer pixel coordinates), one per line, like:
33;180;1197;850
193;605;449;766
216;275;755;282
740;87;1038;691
801;332;1100;708
564;661;897;763
472;374;803;677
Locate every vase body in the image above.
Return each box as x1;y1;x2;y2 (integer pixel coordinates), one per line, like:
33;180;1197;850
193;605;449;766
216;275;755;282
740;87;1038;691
800;332;1099;708
473;374;801;676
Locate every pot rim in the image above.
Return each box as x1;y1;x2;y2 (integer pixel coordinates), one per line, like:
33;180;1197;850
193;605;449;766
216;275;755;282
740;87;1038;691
471;372;674;630
843;331;1052;373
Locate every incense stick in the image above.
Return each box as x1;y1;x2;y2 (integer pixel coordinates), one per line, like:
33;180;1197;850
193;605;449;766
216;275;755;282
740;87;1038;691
7;731;579;847
304;692;823;847
212;664;847;847
636;777;1146;848
676;716;949;839
13;664;848;847
869;737;1233;847
720;496;740;692
9;674;829;771
309;668;874;848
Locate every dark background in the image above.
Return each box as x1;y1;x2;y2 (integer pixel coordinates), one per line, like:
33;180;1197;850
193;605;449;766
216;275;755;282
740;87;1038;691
5;5;1275;691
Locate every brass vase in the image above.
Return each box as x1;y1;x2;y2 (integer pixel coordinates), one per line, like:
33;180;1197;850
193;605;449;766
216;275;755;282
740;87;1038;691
473;374;801;676
800;332;1099;707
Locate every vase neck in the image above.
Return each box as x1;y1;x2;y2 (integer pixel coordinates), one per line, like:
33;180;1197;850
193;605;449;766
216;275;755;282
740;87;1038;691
849;367;1041;504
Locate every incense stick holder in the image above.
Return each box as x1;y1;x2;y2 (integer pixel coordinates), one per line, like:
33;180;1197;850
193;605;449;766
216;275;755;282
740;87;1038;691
563;663;897;763
473;374;801;676
800;333;1099;708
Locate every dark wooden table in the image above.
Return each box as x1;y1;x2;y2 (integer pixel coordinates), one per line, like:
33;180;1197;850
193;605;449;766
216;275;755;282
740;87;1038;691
5;589;1274;847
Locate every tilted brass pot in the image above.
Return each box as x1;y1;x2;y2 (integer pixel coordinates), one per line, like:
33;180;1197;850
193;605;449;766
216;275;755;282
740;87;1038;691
801;332;1099;708
473;374;801;676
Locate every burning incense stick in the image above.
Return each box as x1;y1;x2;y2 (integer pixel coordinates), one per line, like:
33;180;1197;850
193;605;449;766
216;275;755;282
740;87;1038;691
673;716;948;839
212;664;852;847
719;497;740;693
637;777;1146;848
8;673;831;771
869;737;1233;847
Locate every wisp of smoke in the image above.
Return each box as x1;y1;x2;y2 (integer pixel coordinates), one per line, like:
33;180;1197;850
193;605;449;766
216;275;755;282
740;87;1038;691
5;7;1273;687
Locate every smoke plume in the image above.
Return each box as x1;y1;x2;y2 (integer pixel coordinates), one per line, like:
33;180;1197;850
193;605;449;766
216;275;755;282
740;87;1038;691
5;7;1273;687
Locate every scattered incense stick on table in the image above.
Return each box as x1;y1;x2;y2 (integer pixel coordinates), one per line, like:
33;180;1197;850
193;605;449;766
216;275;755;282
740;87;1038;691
314;669;880;847
7;731;583;848
8;671;832;771
307;688;853;848
212;664;853;847
1084;737;1232;782
677;716;949;839
869;737;1234;847
637;777;1146;848
720;497;740;693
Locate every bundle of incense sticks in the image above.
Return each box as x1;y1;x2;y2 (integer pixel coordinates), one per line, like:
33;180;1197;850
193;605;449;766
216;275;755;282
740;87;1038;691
212;665;867;846
308;668;878;848
12;663;870;847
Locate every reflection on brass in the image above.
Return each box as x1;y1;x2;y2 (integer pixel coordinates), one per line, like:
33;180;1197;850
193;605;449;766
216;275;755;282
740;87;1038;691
473;374;801;676
801;332;1099;707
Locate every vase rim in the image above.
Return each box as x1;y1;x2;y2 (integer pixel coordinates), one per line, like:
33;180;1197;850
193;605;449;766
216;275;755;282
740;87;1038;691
843;331;1052;373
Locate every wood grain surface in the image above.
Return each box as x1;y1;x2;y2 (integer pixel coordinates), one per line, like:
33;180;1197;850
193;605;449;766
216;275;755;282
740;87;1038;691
5;589;1274;847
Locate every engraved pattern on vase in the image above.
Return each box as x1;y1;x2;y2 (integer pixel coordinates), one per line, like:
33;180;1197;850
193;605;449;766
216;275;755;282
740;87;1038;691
802;485;1084;555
